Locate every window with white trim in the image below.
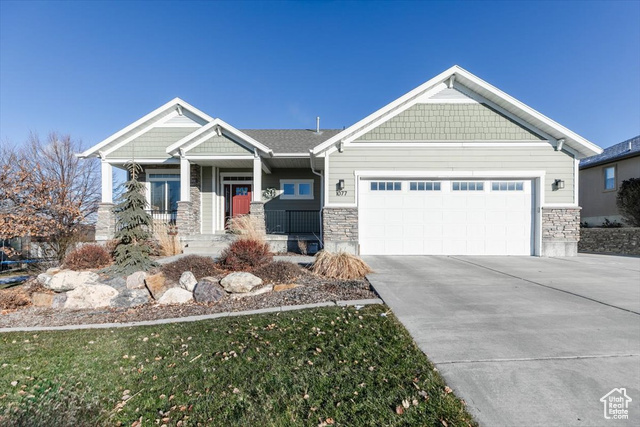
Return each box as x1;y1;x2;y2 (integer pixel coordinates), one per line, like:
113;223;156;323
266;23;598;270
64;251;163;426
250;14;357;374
604;166;615;190
409;181;441;191
452;181;484;191
491;181;524;191
280;179;314;200
148;173;180;212
370;181;402;191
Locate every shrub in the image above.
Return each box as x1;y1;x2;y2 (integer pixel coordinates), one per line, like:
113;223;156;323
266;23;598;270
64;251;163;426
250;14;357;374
153;221;181;256
0;287;31;311
617;178;640;226
226;215;265;241
252;261;305;284
218;239;272;271
63;244;112;270
601;218;623;228
311;250;373;280
161;255;220;283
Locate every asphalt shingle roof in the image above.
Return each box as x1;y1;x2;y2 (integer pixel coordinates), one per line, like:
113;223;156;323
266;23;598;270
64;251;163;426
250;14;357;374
241;129;342;154
580;135;640;169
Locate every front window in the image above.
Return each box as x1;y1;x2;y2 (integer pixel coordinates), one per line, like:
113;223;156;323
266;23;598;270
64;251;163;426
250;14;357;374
604;166;615;190
149;173;180;211
280;179;314;200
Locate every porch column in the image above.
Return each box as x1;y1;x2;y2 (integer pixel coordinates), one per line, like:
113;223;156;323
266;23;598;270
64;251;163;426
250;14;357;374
252;154;262;202
177;153;194;236
96;160;115;242
250;154;266;234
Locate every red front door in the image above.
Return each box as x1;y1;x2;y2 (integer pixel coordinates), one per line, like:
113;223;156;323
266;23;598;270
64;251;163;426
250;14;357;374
231;184;252;216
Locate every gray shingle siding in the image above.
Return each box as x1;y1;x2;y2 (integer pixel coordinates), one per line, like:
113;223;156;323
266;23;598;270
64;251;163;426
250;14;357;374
109;127;196;159
355;104;544;141
188;134;252;155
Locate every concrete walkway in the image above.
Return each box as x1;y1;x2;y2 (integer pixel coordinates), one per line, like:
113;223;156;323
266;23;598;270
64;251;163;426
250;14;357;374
365;254;640;427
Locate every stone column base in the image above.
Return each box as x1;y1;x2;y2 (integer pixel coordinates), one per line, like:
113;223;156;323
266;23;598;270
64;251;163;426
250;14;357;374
250;202;266;235
541;207;580;257
322;207;359;254
177;201;194;237
95;203;115;242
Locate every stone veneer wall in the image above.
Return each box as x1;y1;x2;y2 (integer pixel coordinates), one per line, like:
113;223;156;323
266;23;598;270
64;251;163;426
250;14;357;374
176;164;201;237
579;227;640;255
250;202;266;234
541;207;581;256
95;203;115;242
322;207;358;254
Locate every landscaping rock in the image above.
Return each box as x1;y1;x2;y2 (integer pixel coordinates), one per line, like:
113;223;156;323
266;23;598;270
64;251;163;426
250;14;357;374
157;288;193;305
46;267;62;276
44;270;100;292
51;293;67;309
31;292;54;307
110;288;150;309
220;272;263;293
126;271;147;290
103;277;127;292
193;280;226;303
230;285;273;299
64;284;118;309
36;273;53;287
273;284;300;292
179;272;198;292
145;272;172;300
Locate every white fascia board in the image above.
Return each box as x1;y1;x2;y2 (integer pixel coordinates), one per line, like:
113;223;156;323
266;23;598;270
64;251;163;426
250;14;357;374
80;97;213;158
216;119;273;156
354;170;546;179
166;120;218;154
271;153;311;157
452;67;602;157
310;66;462;155
184;155;255;161
104;158;180;165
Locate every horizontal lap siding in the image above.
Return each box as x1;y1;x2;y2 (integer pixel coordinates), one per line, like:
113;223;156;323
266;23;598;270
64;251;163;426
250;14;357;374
328;146;574;205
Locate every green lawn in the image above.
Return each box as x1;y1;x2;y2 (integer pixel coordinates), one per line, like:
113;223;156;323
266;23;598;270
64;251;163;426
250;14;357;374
0;305;476;426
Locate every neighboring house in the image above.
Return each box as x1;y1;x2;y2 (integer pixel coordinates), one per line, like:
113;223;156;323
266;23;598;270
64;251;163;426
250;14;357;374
79;65;602;256
579;136;640;226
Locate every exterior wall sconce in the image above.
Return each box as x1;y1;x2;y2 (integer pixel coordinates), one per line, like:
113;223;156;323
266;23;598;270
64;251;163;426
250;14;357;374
338;179;345;190
338;141;344;153
554;179;565;189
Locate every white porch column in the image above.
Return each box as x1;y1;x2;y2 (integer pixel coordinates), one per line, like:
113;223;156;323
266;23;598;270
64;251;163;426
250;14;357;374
180;153;190;202
253;154;262;202
101;160;113;203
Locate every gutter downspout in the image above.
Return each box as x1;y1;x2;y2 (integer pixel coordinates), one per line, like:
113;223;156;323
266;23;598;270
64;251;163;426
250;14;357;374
309;150;323;248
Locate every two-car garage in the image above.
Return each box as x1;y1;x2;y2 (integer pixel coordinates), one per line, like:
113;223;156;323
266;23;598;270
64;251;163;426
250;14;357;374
358;178;536;256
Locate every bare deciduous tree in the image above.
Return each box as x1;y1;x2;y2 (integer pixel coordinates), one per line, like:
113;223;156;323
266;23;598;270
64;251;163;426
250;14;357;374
0;132;100;261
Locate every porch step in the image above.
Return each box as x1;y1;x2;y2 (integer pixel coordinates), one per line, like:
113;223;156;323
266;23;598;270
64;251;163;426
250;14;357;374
181;234;236;256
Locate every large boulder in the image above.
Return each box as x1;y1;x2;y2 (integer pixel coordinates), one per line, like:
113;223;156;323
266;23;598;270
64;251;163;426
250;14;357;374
103;277;127;292
51;293;67;309
230;285;273;299
158;288;193;305
42;270;100;292
179;272;198;292
220;272;263;293
64;284;118;309
193;280;226;303
110;288;151;309
145;272;172;300
126;271;147;290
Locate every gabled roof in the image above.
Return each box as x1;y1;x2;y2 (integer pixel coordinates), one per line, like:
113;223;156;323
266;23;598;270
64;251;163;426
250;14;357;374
166;119;273;156
310;65;602;158
241;129;341;154
580;135;640;169
79;98;213;158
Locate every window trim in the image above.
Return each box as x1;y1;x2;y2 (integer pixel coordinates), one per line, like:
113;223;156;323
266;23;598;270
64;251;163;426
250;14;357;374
603;165;616;191
491;181;524;192
280;179;314;200
451;181;485;191
409;181;442;191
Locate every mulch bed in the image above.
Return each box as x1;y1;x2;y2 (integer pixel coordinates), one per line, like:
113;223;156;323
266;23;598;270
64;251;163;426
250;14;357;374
0;273;377;328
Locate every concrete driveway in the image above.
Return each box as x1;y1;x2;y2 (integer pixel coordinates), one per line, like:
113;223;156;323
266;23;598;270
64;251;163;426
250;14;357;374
365;254;640;427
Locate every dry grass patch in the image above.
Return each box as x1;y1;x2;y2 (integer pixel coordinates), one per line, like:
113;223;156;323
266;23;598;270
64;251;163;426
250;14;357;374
226;215;265;242
311;250;373;280
153;221;181;256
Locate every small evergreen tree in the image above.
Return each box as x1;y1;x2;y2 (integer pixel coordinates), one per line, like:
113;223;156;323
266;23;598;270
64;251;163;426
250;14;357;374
112;162;156;274
617;178;640;227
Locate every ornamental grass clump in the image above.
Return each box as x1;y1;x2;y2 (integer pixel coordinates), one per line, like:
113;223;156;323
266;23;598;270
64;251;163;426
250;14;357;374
63;244;112;271
226;214;265;242
153;221;181;256
311;250;373;280
218;239;272;271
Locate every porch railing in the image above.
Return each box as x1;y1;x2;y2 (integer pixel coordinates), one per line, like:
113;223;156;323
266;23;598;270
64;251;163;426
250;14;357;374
147;209;178;225
265;210;320;234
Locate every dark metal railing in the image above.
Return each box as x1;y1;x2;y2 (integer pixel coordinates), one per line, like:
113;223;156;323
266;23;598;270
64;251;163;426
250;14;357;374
146;209;178;225
265;210;320;234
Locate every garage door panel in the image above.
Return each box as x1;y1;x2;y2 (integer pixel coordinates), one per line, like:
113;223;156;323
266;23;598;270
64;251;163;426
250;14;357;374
359;179;534;256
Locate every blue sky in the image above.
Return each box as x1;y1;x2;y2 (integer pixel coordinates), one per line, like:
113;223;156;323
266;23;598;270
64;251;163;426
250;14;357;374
1;0;638;151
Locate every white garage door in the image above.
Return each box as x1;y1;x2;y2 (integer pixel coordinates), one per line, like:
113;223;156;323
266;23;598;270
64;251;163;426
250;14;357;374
359;179;534;255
